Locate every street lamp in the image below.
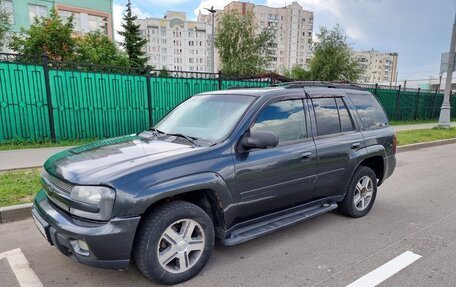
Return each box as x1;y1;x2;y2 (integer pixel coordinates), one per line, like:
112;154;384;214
438;10;456;128
204;6;216;73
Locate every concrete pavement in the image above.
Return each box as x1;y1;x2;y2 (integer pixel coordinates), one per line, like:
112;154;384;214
1;143;456;286
0;146;73;171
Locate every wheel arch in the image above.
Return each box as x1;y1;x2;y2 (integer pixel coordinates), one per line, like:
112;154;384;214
133;172;234;239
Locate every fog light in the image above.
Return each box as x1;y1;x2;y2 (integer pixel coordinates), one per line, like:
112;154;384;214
70;239;90;256
77;240;89;251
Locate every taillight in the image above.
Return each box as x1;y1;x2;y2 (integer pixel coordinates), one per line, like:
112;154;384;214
392;132;397;154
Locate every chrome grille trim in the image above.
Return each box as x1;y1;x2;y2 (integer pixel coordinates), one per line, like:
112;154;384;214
42;170;73;195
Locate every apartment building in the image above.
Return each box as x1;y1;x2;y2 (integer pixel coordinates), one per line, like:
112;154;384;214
1;0;113;43
136;12;213;72
354;50;399;84
198;1;314;73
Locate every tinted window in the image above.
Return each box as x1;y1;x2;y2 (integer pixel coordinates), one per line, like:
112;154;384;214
312;98;340;136
347;92;388;130
252;100;306;143
336;98;354;132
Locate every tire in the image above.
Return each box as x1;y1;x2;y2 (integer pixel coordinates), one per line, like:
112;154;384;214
338;166;377;218
134;201;215;285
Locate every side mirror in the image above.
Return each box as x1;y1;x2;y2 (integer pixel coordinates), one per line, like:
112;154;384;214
240;130;279;151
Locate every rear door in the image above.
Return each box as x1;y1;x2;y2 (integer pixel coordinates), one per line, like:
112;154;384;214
306;90;365;199
234;96;317;220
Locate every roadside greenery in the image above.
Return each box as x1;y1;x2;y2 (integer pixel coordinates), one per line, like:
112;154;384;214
283;65;312;80
9;9;129;66
119;0;148;68
397;127;456;146
0;0;11;48
309;25;362;81
0;138;97;151
10;9;76;61
0;169;41;207
74;31;130;66
281;25;361;81
216;11;274;76
389;120;438;126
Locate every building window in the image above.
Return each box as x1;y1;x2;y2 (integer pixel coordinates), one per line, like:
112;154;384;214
88;14;108;35
58;10;81;31
28;4;48;24
2;0;14;24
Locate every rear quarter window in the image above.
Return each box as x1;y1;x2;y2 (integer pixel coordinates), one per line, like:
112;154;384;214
346;92;389;130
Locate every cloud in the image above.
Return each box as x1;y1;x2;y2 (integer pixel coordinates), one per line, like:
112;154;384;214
193;0;232;17
113;3;151;44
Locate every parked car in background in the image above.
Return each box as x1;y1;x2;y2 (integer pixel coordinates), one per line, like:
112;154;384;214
32;82;396;284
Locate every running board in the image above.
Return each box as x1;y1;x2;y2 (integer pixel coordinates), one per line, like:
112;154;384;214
222;202;338;246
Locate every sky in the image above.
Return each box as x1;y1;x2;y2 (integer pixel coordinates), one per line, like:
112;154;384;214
113;0;456;82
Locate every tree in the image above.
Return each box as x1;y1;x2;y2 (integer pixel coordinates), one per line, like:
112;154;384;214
215;11;274;76
9;9;75;61
74;31;129;66
0;0;11;48
283;65;312;80
158;66;170;77
118;0;148;68
309;25;362;82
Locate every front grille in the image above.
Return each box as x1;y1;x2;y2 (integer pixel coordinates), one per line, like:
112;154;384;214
42;170;73;196
41;170;74;212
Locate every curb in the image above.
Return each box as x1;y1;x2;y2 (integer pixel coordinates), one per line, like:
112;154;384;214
397;138;456;153
0;203;33;224
1;139;456;224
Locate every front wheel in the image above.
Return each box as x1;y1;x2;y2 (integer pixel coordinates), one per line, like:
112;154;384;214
338;166;377;218
134;201;214;285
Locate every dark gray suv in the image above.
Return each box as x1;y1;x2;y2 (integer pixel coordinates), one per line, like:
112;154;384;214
32;83;396;284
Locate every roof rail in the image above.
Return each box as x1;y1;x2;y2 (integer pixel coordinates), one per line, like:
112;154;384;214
278;81;366;91
226;86;265;90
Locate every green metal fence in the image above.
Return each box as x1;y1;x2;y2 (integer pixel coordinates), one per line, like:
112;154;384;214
0;53;455;143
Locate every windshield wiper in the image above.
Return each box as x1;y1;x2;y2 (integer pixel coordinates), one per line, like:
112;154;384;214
149;128;165;138
167;133;200;147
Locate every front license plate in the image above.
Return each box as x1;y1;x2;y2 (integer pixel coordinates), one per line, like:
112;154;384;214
32;213;47;240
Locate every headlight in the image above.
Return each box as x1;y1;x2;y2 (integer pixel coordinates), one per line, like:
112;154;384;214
70;186;116;221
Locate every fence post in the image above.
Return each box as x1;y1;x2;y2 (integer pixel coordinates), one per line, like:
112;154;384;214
218;71;223;90
414;87;421;121
374;83;378;96
395;85;402;121
42;54;56;141
145;65;153;127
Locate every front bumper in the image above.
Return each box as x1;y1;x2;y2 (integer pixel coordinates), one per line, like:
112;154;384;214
32;189;141;270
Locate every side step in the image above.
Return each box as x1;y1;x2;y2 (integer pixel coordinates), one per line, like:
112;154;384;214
222;202;338;246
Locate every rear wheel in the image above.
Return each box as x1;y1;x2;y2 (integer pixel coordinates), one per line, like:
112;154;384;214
338;166;377;218
134;201;214;285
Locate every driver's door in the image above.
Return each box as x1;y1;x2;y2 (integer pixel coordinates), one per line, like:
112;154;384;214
233;98;317;221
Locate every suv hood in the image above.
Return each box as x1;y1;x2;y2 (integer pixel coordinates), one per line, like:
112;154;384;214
44;135;198;184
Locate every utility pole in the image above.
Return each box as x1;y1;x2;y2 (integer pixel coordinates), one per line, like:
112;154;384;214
204;6;216;73
438;10;456;128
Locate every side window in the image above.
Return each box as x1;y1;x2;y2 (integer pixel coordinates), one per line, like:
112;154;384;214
312;98;340;136
336;98;355;132
251;99;306;144
347;92;389;130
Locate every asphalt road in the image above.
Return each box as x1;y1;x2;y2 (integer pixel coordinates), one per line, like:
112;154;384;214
1;144;456;287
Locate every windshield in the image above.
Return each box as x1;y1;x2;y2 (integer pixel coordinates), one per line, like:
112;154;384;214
154;94;255;141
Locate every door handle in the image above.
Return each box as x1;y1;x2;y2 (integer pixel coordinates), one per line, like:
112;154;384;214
299;152;312;159
351;142;361;149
